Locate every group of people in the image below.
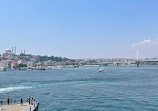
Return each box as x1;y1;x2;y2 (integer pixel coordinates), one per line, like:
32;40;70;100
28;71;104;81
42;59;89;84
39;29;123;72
0;96;23;106
0;96;38;111
6;96;22;105
1;96;36;105
28;96;36;105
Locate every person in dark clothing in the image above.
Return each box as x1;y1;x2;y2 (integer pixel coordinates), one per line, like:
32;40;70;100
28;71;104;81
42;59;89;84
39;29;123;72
0;101;2;105
7;96;9;105
21;98;23;106
28;97;30;104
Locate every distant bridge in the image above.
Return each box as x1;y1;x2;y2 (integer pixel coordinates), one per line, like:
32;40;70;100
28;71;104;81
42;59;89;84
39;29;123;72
99;59;158;66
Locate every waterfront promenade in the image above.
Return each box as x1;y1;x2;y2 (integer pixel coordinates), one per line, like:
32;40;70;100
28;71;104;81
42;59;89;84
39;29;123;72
1;102;38;111
0;97;39;111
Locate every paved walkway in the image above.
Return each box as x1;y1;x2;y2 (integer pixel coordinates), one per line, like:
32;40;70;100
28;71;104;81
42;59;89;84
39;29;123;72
1;103;36;111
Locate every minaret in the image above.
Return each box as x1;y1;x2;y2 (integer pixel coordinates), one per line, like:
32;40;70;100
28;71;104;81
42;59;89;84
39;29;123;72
137;51;138;61
12;47;13;53
14;46;16;55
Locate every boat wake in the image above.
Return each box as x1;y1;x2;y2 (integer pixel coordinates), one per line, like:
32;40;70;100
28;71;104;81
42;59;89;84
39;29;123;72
0;77;118;93
0;85;33;93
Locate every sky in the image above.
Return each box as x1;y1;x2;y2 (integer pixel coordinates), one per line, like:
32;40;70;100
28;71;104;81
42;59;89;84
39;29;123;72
0;0;158;59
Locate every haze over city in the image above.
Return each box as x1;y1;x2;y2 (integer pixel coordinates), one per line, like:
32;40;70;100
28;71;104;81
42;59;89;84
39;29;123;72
0;0;158;59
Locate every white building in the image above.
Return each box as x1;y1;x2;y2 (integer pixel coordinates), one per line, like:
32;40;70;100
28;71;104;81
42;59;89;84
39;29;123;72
2;49;14;59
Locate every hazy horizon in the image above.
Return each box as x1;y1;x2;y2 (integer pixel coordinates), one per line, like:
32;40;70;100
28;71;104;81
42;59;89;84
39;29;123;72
0;0;158;59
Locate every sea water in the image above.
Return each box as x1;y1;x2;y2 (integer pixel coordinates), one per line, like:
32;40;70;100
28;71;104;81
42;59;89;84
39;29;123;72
0;66;158;111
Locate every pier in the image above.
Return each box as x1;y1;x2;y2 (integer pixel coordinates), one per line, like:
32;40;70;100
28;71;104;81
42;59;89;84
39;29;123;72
0;97;39;111
1;102;39;111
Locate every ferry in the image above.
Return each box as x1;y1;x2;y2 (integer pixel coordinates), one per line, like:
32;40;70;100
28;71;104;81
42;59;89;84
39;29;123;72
99;67;104;72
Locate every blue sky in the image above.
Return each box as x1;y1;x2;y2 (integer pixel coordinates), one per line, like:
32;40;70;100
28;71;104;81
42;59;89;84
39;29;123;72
0;0;158;58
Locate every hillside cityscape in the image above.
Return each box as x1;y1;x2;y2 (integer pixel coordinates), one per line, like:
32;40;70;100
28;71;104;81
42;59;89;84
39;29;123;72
0;47;158;71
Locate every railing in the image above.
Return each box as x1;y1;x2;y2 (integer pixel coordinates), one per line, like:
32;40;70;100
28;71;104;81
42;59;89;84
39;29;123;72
0;97;39;111
0;97;38;105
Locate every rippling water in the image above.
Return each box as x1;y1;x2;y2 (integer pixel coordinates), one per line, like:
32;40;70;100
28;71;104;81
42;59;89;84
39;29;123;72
0;66;158;111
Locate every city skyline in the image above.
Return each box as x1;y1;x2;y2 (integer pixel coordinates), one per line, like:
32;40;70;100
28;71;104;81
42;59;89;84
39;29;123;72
0;0;158;59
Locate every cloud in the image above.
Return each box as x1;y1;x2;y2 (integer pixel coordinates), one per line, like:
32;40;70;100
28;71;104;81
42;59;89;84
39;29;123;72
131;39;151;47
131;38;158;57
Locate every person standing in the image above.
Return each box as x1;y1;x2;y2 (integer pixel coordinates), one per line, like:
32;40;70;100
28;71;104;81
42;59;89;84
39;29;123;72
0;101;2;105
30;97;33;105
28;96;30;105
0;101;2;110
21;98;23;106
7;96;9;105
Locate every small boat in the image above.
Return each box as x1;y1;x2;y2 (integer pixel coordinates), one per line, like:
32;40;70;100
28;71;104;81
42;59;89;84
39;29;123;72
99;67;104;72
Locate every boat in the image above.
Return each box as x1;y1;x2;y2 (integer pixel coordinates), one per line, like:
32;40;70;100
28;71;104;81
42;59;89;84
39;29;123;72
99;67;104;72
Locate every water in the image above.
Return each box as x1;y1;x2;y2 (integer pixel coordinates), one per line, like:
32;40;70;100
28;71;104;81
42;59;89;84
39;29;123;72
0;66;158;111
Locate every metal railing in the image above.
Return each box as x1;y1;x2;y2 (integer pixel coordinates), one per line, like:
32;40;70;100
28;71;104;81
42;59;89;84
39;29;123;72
0;97;38;105
0;97;39;111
